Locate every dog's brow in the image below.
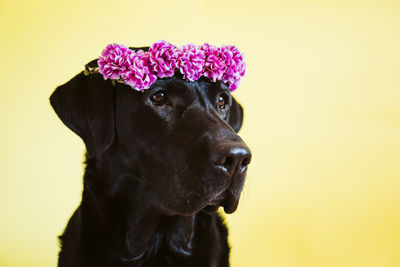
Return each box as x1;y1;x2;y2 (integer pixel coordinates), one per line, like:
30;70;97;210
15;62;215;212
194;86;208;108
206;104;219;123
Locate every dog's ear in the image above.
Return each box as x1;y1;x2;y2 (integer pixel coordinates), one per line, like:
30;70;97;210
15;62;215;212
228;96;244;133
50;71;115;158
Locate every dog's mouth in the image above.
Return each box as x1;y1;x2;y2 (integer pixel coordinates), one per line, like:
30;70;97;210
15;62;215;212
201;204;220;215
201;191;239;215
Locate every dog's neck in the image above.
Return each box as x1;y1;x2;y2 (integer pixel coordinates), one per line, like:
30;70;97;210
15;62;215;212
79;156;197;264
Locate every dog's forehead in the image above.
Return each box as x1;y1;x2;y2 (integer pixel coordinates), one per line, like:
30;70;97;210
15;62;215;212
149;76;229;97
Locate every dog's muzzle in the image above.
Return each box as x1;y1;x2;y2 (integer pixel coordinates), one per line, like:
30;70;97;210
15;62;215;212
202;140;251;215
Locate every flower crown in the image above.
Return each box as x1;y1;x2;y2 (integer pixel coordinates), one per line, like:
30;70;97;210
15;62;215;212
95;41;246;92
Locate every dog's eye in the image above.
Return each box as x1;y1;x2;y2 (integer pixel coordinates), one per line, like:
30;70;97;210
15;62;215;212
217;95;226;110
150;91;168;105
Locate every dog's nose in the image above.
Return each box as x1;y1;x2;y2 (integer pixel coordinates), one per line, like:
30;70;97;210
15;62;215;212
211;142;252;176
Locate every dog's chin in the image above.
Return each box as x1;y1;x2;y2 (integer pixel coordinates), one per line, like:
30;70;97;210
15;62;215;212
159;184;242;216
160;194;240;216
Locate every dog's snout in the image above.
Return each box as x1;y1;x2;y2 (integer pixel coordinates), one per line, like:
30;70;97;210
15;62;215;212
211;143;252;176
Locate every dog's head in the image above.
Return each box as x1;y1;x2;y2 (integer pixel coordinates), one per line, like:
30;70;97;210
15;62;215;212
50;54;251;216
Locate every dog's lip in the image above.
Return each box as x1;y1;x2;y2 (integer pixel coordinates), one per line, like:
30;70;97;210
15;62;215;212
221;192;239;214
200;191;226;215
200;192;239;215
200;189;240;215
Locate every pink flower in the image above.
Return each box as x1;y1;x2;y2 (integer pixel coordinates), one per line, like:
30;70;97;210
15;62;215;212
96;41;245;91
122;50;157;91
201;43;227;82
220;45;246;91
98;43;132;80
149;40;179;78
177;44;206;81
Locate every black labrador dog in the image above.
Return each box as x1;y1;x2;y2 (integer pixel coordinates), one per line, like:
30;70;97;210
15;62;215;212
50;51;251;267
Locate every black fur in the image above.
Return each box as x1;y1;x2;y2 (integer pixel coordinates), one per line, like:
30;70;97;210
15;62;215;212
51;54;251;267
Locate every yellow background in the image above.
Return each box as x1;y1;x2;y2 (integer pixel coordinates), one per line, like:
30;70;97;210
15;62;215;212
1;0;399;266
